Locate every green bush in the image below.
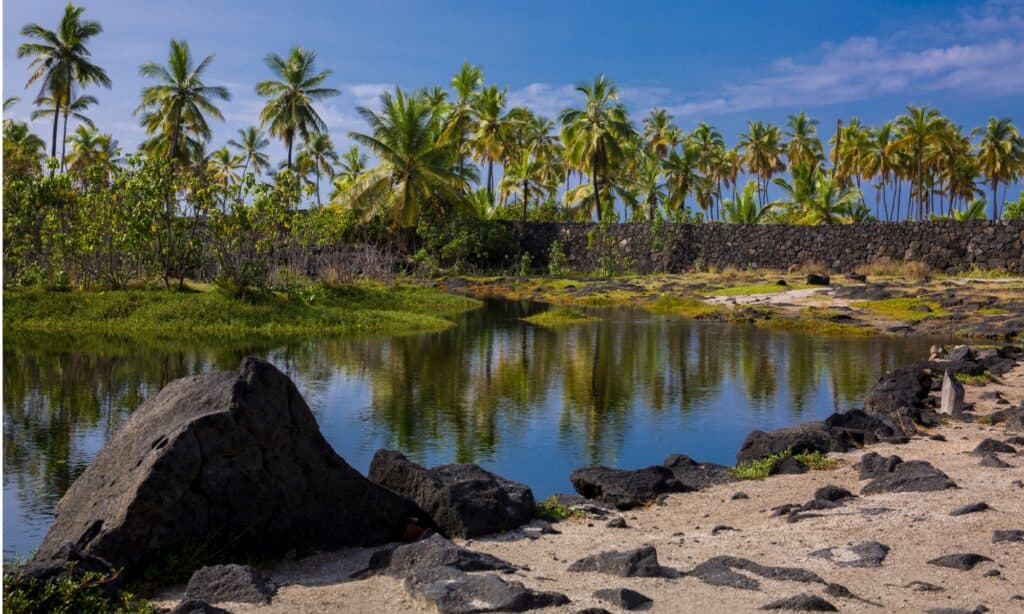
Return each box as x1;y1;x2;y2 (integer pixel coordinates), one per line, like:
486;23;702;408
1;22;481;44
547;241;569;276
416;211;517;272
3;566;153;614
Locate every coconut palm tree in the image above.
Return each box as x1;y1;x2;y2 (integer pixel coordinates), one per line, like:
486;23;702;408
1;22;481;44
297;132;338;205
887;105;948;219
469;85;513;204
739;120;786;207
17;3;110;175
343;87;476;227
662;143;702;214
30;93;96;171
795;174;862;225
330;145;367;200
783;112;823;170
3;119;47;178
722;179;772;224
135;39;230;164
559;75;636;220
441;61;484;173
973;117;1022;219
207;146;245;187
952;198;987;221
500;148;553;224
642;108;675;160
65;124;118;186
257;47;339;168
227;126;271;178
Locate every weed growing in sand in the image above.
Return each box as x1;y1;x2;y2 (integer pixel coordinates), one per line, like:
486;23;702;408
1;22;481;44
956;371;996;385
732;449;838;480
535;496;585;521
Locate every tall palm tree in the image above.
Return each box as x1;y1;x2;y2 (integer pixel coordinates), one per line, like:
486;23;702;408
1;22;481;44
17;3;110;174
642;108;675;159
662;143;702;215
442;61;484;177
783;112;823;170
330;145;367;200
135;39;230;164
469;85;512;204
297;132;338;205
343;87;476;227
887;105;947;219
65;124;118;178
207;146;245;187
227;126;271;178
500;148;553;225
559;75;636;220
973;117;1022;219
30;93;96;170
256;47;339;168
739;120;786;207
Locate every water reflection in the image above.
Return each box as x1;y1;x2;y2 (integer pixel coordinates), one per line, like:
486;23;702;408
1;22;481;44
3;301;938;558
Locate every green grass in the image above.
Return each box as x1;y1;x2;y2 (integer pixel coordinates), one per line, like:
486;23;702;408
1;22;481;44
706;283;794;297
535;495;585;521
523;306;600;327
956;371;996;385
975;307;1011;315
645;295;728;319
732;449;839;480
3;283;481;339
852;297;949;321
755;315;874;336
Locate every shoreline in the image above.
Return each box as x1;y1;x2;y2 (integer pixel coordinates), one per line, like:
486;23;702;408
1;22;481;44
147;347;1024;613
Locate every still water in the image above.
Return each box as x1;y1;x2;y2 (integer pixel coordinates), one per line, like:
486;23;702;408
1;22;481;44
3;300;939;559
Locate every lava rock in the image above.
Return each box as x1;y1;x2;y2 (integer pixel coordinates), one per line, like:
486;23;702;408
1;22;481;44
806;274;831;286
7;542;122;601
824;410;897;447
992;529;1024;543
567;546;677;578
167;600;233;614
970;438;1017;456
731;491;750;500
856;453;957;494
906;581;944;592
605;517;628;529
403;566;569;613
570;466;690;510
979;454;1013;468
863;365;935;435
592;587;653;611
30;358;427;573
662;453;736;489
368;450;534;538
183;564;277;605
736;422;841;464
810;541;889;568
814;485;854;502
760;593;837;611
926;553;993;571
770;456;808;475
950;502;989;516
684;556;824;590
375;534;517;577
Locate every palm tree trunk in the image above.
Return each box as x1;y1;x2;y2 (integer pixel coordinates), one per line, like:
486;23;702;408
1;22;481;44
487;160;495;205
522;179;529;225
316;169;322;206
592;161;602;222
287;137;293;169
992;180;999;220
49;111;59;177
60;111;70;172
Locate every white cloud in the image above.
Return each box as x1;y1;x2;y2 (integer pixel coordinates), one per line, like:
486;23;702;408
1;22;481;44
507;83;578;119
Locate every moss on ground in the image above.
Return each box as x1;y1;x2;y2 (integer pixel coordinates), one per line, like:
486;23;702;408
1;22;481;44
3;283;481;339
523;306;600;327
755;315;874;336
852;297;949;321
644;295;728;319
706;283;794;297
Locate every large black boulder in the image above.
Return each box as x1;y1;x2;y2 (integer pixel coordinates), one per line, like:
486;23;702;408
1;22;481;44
824;409;897;446
368;450;534;538
31;358;428;573
567;546;677;578
736;422;841;464
183;564;277;605
570;466;690;509
662;454;736;490
863;365;935;434
857;452;957;494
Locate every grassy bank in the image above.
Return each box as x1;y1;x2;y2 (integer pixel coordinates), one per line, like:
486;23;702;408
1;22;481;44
3;283;481;339
523;306;600;327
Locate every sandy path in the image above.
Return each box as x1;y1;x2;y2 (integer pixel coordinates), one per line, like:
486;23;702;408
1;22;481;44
155;364;1024;613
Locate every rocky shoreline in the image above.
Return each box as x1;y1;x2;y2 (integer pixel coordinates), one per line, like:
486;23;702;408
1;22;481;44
9;346;1024;613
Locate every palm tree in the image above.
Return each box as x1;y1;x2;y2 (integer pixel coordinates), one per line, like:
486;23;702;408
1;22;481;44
297;132;338;205
207;146;245;187
739;121;786;207
952;198;986;221
330;145;367;200
227;126;271;178
256;47;339;168
17;3;110;174
559;75;636;220
30;93;96;170
642;108;675;159
722;179;772;223
783;112;823;170
343;87;476;227
441;61;484;174
469;85;512;204
662;143;702;214
500;148;553;225
796;174;861;225
973;117;1022;219
887;105;948;219
135;39;230;164
65;124;118;177
3;119;47;177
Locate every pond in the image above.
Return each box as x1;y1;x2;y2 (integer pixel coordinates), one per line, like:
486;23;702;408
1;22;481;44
3;299;942;559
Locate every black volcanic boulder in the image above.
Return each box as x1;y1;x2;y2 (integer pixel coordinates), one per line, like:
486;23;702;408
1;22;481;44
31;358;427;574
662;454;736;490
736;422;843;464
856;452;957;494
368;450;534;538
863;365;935;434
824;410;897;447
570;466;690;509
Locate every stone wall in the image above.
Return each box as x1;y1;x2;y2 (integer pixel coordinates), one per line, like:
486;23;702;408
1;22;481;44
513;220;1024;274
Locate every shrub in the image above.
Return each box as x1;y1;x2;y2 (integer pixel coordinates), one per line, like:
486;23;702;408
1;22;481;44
547;241;569;276
535;496;584;521
3;566;153;614
853;260;930;281
416;211;517;273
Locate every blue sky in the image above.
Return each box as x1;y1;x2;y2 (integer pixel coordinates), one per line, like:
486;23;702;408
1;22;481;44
4;0;1023;175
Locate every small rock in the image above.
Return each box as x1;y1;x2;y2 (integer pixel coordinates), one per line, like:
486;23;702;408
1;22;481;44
592;587;653;611
711;525;738;535
979;454;1013;468
857;453;957;494
605;517;628;529
948;345;975;362
950;502;990;516
929;434;947;441
770;456;808;475
983;569;1001;577
927;553;993;571
168;600;233;614
806;274;831;286
813;485;854;502
810;541;889;568
183;564;277;605
925;607;989;614
731;491;750;500
760;593;837;611
684;556;824;590
576;609;613;614
567;546;676;578
970;438;1017;456
404;566;569;613
1006;436;1024;446
992;529;1024;543
905;580;944;592
570;466;690;510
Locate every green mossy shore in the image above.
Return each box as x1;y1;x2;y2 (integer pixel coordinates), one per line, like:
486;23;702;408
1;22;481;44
3;283;481;340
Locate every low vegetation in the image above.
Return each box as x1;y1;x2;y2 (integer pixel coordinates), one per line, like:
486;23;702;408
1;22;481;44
732;449;839;480
853;261;931;281
852;297;948;321
645;295;728;319
755;315;874;336
956;371;996;385
4;283;480;339
523;306;600;327
3;566;153;614
535;496;585;521
707;283;792;297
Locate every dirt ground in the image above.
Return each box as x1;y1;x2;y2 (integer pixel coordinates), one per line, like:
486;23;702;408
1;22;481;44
154;361;1024;613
